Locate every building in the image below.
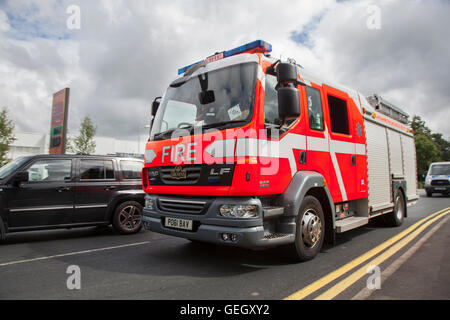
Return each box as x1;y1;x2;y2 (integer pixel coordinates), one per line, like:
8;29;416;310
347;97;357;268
6;132;145;160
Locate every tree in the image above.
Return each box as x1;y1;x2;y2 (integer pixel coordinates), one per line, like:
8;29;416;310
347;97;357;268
414;133;441;179
431;132;450;161
67;115;97;154
410;115;450;181
410;115;431;136
0;108;16;167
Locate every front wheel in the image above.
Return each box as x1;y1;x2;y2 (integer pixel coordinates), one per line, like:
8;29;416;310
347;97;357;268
112;201;143;234
288;195;325;262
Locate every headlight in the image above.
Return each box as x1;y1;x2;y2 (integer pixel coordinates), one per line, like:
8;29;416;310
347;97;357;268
425;177;432;185
219;205;257;218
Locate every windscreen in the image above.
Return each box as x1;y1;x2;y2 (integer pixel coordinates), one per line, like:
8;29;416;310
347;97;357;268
0;156;30;180
151;62;257;140
430;164;450;175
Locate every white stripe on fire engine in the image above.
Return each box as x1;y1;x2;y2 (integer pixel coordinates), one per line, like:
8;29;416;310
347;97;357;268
325;126;348;201
205;134;364;198
257;65;265;90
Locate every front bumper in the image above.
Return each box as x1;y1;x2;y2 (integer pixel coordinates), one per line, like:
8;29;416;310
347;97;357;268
425;185;450;194
142;194;294;248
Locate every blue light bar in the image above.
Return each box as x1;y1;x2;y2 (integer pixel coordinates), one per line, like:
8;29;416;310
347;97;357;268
177;40;272;75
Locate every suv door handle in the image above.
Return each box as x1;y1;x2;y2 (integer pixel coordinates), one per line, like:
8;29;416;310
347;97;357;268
105;186;117;191
57;187;71;192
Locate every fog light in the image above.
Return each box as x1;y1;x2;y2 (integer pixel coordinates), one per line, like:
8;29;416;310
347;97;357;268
222;233;229;241
219;205;257;218
230;234;238;242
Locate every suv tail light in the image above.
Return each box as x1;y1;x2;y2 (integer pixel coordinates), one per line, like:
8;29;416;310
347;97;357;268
142;167;149;189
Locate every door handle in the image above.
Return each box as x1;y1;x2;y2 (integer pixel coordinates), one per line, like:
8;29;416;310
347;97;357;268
351;155;356;166
299;151;307;164
57;187;71;192
105;186;117;191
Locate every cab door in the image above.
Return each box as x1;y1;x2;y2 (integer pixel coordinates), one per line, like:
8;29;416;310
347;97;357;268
303;85;330;186
322;85;358;202
6;158;74;229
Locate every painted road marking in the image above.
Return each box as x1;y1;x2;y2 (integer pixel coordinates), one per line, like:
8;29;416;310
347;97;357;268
315;209;450;300
0;241;150;267
352;214;450;300
285;206;450;300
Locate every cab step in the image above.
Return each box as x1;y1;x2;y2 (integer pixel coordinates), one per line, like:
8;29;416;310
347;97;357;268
335;216;369;233
262;206;284;219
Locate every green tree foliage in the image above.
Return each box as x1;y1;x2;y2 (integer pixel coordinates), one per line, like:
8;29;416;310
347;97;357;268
0;108;16;167
67;115;97;154
414;134;441;179
410;115;450;180
431;133;450;161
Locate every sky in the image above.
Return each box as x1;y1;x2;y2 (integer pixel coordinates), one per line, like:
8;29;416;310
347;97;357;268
0;0;449;143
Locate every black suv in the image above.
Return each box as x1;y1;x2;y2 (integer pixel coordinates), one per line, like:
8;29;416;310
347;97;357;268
0;154;145;240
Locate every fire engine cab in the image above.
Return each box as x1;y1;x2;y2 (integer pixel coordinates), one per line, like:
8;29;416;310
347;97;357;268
142;40;418;261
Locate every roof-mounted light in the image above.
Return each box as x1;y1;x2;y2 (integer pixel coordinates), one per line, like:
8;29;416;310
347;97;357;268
177;40;272;75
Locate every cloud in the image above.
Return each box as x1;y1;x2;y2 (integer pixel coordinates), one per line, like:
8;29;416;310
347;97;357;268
0;0;449;143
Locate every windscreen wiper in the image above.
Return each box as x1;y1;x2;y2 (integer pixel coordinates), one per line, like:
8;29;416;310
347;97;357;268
154;125;194;140
201;120;247;131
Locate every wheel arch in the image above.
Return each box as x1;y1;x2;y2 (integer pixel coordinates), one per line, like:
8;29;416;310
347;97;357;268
278;171;336;245
107;193;145;222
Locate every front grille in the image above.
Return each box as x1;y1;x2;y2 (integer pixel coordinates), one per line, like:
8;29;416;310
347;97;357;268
158;198;206;214
431;180;449;186
160;165;201;185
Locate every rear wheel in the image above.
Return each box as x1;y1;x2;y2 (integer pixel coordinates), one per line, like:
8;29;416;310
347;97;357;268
288;195;325;262
112;201;143;234
385;189;405;227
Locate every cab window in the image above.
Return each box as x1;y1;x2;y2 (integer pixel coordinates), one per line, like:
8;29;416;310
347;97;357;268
327;95;350;135
305;86;324;131
264;74;296;127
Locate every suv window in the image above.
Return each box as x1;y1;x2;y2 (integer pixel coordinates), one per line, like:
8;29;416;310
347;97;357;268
80;160;115;180
120;160;143;180
27;159;72;182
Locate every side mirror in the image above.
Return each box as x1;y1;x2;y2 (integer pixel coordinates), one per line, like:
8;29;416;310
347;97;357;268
198;90;215;105
149;97;162;133
277;63;298;83
151;97;161;117
278;87;301;122
12;171;28;186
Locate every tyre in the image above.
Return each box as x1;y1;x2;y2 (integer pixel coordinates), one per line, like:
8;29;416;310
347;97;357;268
385;189;405;227
112;201;143;234
288;195;325;262
426;190;432;197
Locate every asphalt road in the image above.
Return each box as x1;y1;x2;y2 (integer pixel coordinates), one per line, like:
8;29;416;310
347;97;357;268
0;191;449;300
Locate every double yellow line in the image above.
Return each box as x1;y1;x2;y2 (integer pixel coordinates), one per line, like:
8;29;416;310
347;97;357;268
285;206;450;300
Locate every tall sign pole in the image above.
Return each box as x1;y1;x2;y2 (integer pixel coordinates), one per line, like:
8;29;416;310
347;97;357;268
49;88;70;154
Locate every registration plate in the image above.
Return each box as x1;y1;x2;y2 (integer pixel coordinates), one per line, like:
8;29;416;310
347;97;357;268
435;187;446;191
164;217;193;231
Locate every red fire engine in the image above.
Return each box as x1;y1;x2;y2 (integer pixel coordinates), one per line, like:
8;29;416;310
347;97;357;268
142;40;418;261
